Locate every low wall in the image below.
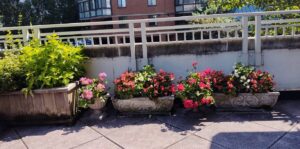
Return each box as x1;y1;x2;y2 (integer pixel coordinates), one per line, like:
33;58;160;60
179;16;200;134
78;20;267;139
84;36;300;91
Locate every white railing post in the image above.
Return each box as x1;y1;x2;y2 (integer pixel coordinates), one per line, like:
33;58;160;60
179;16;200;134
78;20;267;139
22;29;30;45
33;28;41;39
255;15;262;66
129;22;137;71
242;16;249;65
141;22;148;67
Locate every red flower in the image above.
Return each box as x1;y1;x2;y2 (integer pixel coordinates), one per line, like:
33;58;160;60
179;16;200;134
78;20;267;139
199;82;209;89
183;99;194;109
201;97;212;105
177;84;185;91
161;86;165;91
170;84;176;93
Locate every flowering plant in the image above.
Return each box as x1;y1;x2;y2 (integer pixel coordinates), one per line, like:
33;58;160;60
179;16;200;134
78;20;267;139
78;72;109;108
114;65;176;99
224;63;275;95
176;62;224;109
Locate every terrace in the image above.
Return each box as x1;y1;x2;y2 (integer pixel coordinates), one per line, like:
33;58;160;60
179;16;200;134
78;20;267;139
1;98;300;148
1;9;300;149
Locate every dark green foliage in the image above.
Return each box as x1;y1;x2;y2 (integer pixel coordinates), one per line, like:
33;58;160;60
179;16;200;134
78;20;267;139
0;0;78;27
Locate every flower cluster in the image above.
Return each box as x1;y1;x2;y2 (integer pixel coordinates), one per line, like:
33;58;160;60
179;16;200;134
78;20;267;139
114;71;136;99
78;72;109;108
114;65;176;99
143;69;176;99
224;63;275;95
177;62;275;110
176;63;220;110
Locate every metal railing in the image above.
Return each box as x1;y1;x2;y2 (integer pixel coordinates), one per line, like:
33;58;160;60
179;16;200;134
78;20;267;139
0;10;300;70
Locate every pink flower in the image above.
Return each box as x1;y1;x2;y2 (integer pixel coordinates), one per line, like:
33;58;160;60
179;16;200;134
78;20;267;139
188;78;197;84
95;83;105;92
98;72;107;81
177;84;185;92
193;101;199;109
199;82;207;89
81;90;93;100
192;61;198;67
80;77;93;85
183;99;194;109
203;68;212;75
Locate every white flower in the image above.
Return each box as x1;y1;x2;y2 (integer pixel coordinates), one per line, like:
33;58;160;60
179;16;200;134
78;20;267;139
247;85;250;89
247;79;250;83
241;76;246;80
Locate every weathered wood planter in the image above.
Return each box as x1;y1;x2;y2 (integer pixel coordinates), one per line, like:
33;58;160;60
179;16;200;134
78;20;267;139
0;83;78;124
112;96;174;114
214;92;280;108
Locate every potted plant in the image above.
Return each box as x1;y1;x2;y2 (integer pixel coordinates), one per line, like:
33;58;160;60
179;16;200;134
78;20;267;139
214;63;280;108
176;62;222;112
112;65;176;114
0;34;86;124
78;72;109;119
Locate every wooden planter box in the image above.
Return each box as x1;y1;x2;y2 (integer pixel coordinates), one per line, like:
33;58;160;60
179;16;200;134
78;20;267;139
214;92;280;108
112;96;174;115
0;83;78;124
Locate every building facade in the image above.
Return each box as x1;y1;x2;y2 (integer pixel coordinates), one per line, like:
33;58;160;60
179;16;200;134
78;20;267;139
78;0;207;22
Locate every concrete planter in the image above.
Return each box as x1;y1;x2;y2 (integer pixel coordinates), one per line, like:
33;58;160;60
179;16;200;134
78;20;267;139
0;83;78;124
112;96;174;114
214;92;280;108
86;98;108;120
88;98;107;110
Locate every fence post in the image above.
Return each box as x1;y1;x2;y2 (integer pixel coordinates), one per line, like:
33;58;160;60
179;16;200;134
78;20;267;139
255;15;262;66
22;29;30;45
242;16;249;65
129;22;137;71
33;28;41;39
141;22;148;67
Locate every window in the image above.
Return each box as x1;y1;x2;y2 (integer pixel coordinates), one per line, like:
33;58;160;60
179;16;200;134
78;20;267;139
89;0;96;16
149;15;158;26
118;0;126;7
78;0;112;19
148;0;156;6
84;1;90;18
119;16;128;28
175;0;208;13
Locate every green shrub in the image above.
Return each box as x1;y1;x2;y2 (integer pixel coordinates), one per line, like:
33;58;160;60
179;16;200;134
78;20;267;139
20;34;86;93
0;51;26;93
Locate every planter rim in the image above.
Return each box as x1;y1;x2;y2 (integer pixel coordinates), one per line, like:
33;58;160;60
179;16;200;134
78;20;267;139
0;83;78;95
112;96;174;101
213;92;280;95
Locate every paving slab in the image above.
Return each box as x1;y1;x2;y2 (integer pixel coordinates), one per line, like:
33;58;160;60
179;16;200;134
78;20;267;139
73;137;121;149
271;133;300;149
225;111;297;131
195;120;284;149
15;122;102;149
83;115;148;136
275;100;300;121
156;112;230;134
288;124;300;137
0;129;27;149
105;119;188;149
167;135;224;149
